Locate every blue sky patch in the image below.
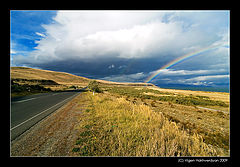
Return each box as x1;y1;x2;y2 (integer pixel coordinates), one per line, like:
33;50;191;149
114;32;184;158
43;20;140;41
11;10;57;55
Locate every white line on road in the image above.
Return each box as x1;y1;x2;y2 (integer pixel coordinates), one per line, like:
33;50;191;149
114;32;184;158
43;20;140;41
12;93;60;103
12;97;37;103
10;93;79;131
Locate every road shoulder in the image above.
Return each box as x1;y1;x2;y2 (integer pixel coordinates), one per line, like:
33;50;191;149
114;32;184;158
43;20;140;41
10;92;89;156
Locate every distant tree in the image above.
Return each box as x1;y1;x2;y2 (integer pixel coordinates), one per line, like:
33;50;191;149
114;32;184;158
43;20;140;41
88;80;102;94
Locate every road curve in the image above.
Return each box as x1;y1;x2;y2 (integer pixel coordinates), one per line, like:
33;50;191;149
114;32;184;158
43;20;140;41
10;88;86;141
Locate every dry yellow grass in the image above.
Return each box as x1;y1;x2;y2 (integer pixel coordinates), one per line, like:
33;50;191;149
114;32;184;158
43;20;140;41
72;92;225;156
145;87;230;113
107;86;229;154
148;87;229;104
150;100;229;152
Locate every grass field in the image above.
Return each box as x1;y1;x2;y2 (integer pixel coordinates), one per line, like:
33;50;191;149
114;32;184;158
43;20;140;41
103;86;230;153
72;91;228;156
105;86;229;108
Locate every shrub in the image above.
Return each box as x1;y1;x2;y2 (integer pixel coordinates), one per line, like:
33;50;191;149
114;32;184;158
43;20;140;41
88;80;102;93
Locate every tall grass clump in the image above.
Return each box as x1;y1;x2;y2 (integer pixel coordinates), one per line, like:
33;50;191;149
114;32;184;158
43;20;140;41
73;92;222;156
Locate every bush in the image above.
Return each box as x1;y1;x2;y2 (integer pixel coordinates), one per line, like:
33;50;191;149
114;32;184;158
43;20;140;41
88;80;102;93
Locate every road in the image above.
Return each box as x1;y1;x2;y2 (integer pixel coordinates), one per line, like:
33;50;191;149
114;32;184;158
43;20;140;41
10;88;86;141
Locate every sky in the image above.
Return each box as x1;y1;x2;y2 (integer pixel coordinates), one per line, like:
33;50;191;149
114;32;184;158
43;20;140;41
10;10;230;91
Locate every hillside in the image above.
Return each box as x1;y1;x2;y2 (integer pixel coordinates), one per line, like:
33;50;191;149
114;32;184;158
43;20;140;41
11;67;154;90
11;67;90;88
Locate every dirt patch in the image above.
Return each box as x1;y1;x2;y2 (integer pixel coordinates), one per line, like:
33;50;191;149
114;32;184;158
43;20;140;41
143;92;177;97
10;93;89;156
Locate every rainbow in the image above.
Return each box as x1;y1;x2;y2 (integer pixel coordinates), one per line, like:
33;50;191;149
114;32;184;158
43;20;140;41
145;44;228;83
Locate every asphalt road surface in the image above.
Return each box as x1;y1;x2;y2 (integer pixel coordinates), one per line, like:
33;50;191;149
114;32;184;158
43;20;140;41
10;88;86;141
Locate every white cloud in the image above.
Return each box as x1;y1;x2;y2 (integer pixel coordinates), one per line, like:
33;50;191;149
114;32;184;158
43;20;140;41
148;69;227;76
33;20;185;61
108;64;115;69
176;74;230;86
35;32;46;38
13;11;229;66
10;49;16;54
184;75;229;82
